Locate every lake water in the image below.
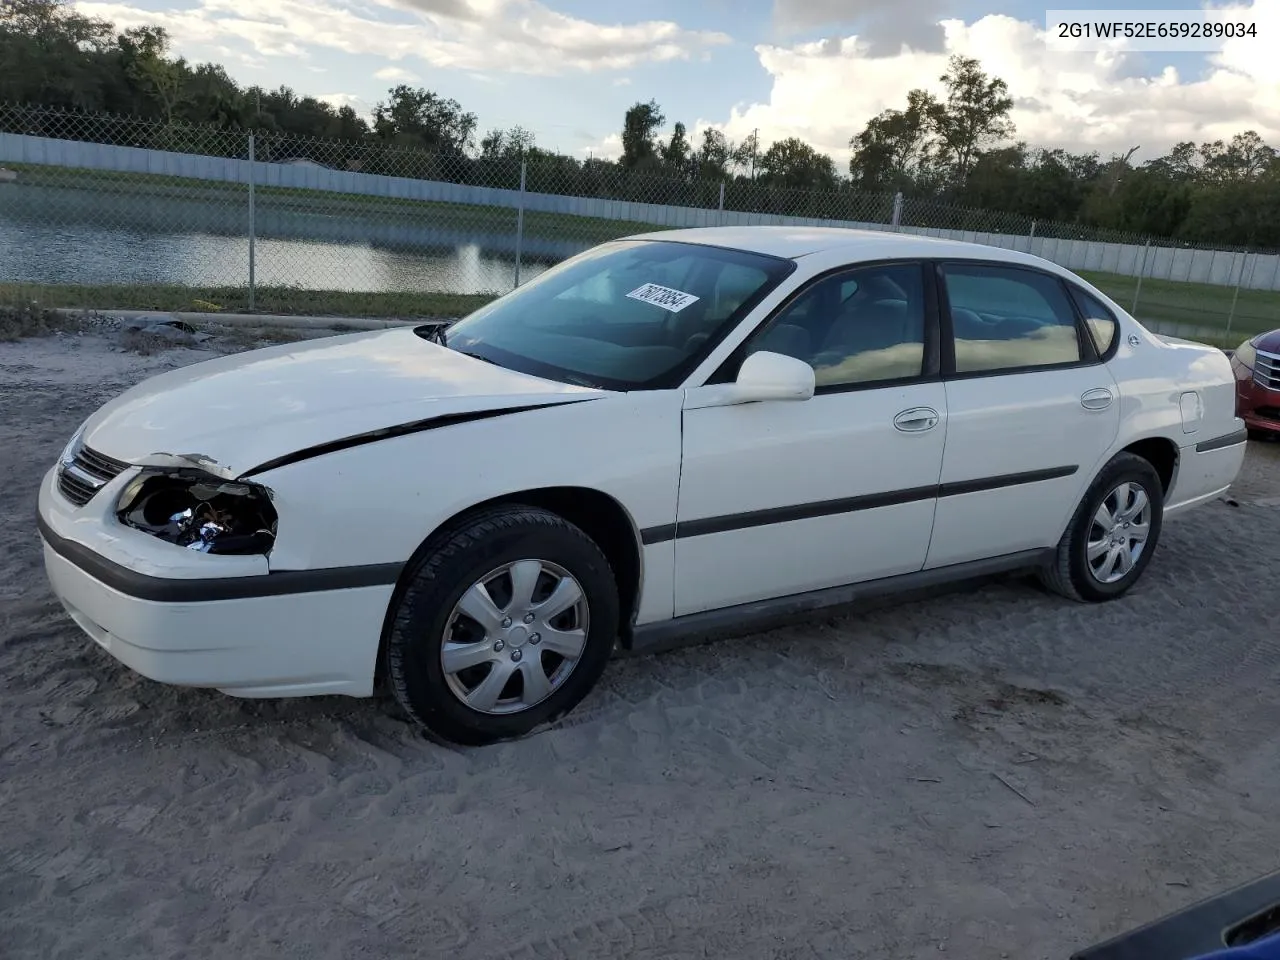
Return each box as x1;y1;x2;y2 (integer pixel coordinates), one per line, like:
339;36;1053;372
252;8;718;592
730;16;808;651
0;183;582;294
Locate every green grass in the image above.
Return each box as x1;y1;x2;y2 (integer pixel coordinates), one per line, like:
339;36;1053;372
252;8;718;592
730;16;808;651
0;283;498;319
1078;271;1279;345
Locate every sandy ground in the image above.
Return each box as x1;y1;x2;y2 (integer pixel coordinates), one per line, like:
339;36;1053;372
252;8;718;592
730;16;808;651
3;329;1280;960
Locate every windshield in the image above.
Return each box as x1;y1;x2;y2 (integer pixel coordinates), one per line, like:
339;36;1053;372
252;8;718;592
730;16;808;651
442;239;796;390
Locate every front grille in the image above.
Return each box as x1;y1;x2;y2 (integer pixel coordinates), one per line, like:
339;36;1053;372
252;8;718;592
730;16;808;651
1255;349;1280;392
57;444;129;507
1253;406;1280;422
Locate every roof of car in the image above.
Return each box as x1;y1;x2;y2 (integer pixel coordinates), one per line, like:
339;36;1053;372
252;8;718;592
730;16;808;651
623;225;1059;270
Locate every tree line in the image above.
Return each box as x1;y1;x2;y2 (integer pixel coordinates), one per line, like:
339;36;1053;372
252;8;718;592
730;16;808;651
3;0;1279;247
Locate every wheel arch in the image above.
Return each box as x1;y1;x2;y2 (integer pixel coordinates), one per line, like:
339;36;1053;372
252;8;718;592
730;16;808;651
375;486;645;683
1050;433;1180;554
1118;435;1179;495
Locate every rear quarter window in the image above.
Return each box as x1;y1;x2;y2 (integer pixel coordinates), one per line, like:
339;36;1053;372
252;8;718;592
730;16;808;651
1067;286;1120;356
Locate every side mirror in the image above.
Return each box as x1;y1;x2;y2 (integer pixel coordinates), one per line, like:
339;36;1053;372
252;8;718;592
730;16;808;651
726;350;816;403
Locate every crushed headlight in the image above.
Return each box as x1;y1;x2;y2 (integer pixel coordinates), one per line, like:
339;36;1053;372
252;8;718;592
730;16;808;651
116;468;278;555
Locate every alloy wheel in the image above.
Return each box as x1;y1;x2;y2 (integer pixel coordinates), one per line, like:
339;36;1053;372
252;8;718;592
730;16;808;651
1086;481;1153;584
440;559;590;715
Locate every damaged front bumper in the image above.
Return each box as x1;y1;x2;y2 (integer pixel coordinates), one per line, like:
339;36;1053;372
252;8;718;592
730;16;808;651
36;460;393;699
59;430;278;556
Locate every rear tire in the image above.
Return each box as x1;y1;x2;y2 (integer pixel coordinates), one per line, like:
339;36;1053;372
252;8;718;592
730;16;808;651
385;505;619;746
1040;452;1164;603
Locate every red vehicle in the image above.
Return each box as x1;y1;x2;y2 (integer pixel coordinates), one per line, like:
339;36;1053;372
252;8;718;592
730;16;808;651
1232;329;1280;439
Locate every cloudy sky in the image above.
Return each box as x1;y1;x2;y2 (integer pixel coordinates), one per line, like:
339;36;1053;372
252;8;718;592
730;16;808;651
74;0;1279;165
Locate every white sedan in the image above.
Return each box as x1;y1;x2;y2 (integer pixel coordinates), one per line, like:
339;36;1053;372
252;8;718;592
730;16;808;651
38;227;1247;744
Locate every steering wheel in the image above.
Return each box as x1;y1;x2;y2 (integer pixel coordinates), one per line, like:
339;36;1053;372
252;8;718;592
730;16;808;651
660;300;711;348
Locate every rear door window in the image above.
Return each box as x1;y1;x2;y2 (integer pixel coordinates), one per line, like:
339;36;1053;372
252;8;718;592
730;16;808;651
941;264;1084;374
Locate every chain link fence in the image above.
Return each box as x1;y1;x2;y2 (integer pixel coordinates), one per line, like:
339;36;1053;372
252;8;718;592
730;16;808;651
2;104;1279;346
895;195;1280;345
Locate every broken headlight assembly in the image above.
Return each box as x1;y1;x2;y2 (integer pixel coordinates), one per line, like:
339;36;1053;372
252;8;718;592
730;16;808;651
116;469;278;555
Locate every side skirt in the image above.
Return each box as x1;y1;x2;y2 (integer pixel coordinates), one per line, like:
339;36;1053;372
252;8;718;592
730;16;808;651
623;548;1055;656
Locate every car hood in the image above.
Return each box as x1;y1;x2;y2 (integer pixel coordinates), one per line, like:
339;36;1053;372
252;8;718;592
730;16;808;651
79;328;604;478
1252;328;1280;354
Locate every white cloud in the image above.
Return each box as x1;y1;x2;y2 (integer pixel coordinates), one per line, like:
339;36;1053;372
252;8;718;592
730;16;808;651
699;2;1280;168
613;77;632;86
373;66;421;84
1215;0;1280;85
579;133;622;160
76;0;731;76
317;92;367;112
209;42;267;69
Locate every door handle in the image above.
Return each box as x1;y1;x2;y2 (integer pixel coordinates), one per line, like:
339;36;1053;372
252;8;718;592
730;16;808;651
1081;387;1114;411
894;407;940;433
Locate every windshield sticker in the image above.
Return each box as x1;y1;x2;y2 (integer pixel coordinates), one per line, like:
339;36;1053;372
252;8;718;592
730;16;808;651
626;283;700;313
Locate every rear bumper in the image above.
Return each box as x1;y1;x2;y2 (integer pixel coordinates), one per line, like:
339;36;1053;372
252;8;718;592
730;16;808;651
1166;426;1248;518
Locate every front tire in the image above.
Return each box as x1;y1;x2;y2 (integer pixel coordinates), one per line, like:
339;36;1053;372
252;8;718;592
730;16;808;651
385;505;619;745
1040;452;1165;603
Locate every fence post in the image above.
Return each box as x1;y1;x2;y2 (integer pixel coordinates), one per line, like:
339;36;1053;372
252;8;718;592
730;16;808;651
1225;251;1250;340
247;133;256;312
1029;220;1037;239
891;192;903;230
717;181;725;226
1131;239;1150;316
513;160;527;290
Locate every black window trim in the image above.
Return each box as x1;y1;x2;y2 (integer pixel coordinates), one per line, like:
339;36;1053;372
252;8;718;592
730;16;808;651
932;258;1105;381
705;257;942;396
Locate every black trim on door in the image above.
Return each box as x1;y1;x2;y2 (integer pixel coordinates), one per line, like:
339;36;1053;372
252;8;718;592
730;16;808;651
1195;427;1249;453
38;514;402;602
679;483;938;539
637;465;1078;545
639;524;677;546
938;464;1078;497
